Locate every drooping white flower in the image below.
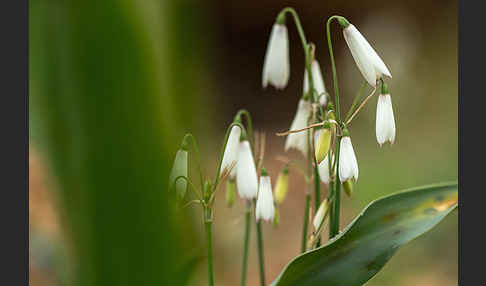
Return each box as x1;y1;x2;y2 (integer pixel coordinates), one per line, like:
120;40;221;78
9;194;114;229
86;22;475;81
220;125;241;178
376;93;396;146
342;24;392;87
339;136;359;182
285;99;312;156
169;149;188;199
236;140;259;199
262;23;290;89
313;198;329;230
318;154;334;184
256;170;275;222
303;60;327;105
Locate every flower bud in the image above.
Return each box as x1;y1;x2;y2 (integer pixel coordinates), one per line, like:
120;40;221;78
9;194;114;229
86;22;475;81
225;178;236;207
313;198;330;230
255;167;275;222
203;179;212;203
274;165;289;204
343;180;354;198
376;82;396;146
169;148;188;200
314;125;331;164
273;207;280;228
317;154;334;184
220;124;241;178
339;133;359;182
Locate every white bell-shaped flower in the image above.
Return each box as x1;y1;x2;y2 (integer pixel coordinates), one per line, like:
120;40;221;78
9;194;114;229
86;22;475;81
342;24;391;87
262;23;290;89
339;135;359;182
303;60;327;105
256;169;275;222
318;154;334;184
220;125;241;178
285;99;312;156
376;93;396;146
169;149;188;199
236;140;259;199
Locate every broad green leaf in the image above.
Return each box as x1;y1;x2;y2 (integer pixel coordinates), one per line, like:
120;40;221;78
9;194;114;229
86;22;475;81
271;182;458;286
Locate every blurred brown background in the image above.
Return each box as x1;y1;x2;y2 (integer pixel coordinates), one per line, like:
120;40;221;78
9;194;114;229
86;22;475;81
30;0;457;285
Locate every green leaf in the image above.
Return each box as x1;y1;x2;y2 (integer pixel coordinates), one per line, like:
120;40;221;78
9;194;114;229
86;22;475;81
271;182;458;286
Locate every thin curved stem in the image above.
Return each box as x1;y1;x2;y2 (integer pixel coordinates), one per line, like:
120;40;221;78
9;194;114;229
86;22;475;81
344;81;368;123
326;16;343;123
204;208;214;286
329;137;342;238
182;133;205;189
280;7;308;54
235;109;254;152
301;192;311;253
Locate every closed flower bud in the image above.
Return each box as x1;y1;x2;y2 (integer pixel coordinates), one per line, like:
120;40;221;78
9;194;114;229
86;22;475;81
339;135;359;182
262;23;290;89
343;180;354;198
273;207;280;228
314;125;331;164
236;140;259;199
256;168;275;222
303;60;328;105
225;178;236;207
313;198;330;230
318;154;334;184
220;125;241;178
342;23;392;87
274;165;289;204
376;82;396;146
285;99;312;156
169;149;188;199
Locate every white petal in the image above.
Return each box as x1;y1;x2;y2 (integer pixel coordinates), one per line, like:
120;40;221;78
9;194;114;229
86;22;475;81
262;24;290;89
285;99;312;156
343;25;377;87
256;176;275;222
339;137;359;182
169;150;188;197
318;154;333;184
220;126;241;177
376;94;396;145
236;141;259;199
311;60;327;97
313;199;328;230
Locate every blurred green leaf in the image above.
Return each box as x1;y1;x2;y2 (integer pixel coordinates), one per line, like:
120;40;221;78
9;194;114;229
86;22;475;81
271;182;458;286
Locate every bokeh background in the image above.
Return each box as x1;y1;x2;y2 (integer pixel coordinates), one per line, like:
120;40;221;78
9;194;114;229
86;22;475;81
29;0;457;285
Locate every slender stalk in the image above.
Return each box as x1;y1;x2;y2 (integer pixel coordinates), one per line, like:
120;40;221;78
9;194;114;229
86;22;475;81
255;218;266;286
204;208;214;286
301;192;311;253
240;200;251;286
329;137;342;238
345;86;377;125
326;16;343;122
182;133;205;189
235;109;254;152
344;81;367;123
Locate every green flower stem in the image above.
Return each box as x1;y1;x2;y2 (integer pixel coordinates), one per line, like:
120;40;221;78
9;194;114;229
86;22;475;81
301;192;311;253
211;122;246;194
329;137;342;238
182;133;205;189
235;109;254;152
344;81;367;123
204;208;214;286
313;157;321;247
326;16;344;122
255;216;266;286
240;200;252;286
